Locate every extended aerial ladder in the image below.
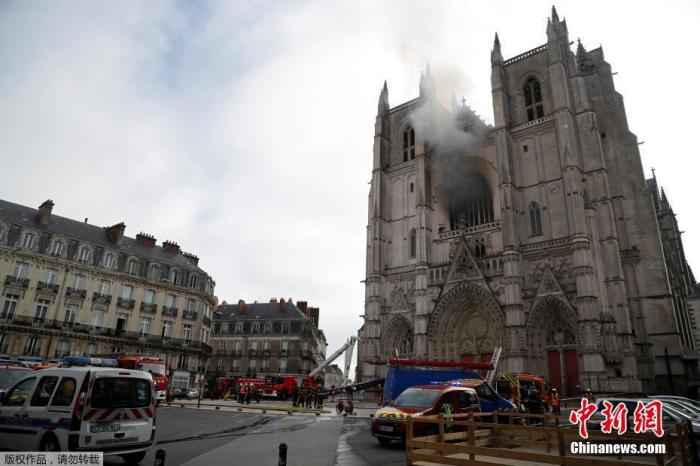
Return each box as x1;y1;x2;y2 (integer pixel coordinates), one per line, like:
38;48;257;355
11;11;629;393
308;336;357;380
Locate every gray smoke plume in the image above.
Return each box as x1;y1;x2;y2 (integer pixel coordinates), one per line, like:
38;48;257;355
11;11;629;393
407;75;489;217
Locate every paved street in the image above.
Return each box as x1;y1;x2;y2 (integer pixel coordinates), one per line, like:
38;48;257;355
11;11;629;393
102;405;388;466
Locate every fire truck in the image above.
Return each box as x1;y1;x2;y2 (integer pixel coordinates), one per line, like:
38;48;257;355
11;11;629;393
262;376;297;399
118;356;169;401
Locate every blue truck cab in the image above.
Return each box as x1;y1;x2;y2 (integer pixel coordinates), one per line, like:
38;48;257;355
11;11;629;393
382;364;513;413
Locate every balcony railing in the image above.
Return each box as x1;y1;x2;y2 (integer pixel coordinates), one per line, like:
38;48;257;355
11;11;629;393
0;314;212;354
37;281;60;294
65;287;87;300
117;297;135;310
4;276;30;289
140;302;157;314
182;309;198;321
161;306;178;318
92;292;112;306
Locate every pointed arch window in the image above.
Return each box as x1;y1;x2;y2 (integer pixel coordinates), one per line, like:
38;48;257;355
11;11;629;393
403;127;415;162
523;77;544;122
409;229;417;258
529;202;543;236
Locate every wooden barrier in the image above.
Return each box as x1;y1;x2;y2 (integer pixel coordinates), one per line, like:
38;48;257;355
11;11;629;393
405;412;692;466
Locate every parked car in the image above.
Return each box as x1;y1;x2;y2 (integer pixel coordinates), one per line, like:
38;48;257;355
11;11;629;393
372;384;480;446
0;365;33;395
186;388;199;400
652;395;700;412
0;366;156;464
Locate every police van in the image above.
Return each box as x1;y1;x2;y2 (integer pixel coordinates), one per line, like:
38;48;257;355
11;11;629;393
0;366;156;464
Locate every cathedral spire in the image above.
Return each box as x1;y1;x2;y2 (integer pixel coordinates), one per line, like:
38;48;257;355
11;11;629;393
377;80;389;115
551;5;560;23
491;32;503;65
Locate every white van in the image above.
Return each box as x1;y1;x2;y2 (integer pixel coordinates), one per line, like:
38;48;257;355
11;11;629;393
0;367;156;464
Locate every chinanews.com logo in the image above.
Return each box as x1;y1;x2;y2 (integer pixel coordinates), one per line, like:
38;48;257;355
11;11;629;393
568;399;667;456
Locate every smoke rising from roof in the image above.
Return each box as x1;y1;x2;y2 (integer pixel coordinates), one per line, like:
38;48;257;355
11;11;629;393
407;70;490;219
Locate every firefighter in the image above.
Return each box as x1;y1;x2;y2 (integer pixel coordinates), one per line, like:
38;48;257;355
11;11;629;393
550;388;560;416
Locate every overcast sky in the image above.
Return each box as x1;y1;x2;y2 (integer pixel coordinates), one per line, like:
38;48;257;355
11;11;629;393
1;1;699;365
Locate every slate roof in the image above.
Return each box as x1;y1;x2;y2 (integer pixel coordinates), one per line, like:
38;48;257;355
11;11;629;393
0;198;207;275
214;301;307;321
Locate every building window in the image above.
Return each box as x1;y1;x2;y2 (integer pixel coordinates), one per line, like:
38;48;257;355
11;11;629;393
99;280;111;295
252;322;261;334
250;341;258;351
78;246;91;264
409;229;417;258
217;359;224;370
139;317;152;336
262;359;269;370
162;321;173;338
170;268;180;285
92;310;105;328
403;126;416;162
23;336;40;355
73;273;85;290
281;322;290;334
279;358;287;372
234;322;243;334
128;259;138;276
529;202;543;236
188;274;198;288
183;324;192;343
166;294;176;308
264;322;272;334
249;359;257;370
87;342;97;355
103;253;115;269
22;232;35;249
34;299;50;322
201;328;209;343
187;299;195;313
524;77;544;122
232;359;239;371
64;304;78;324
149;264;160;281
121;285;133;300
1;294;19;320
14;262;30;279
281;340;288;354
51;240;64;256
44;270;58;285
55;340;70;358
144;289;155;304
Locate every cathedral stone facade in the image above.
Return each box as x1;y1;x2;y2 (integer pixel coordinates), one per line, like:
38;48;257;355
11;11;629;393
357;7;698;395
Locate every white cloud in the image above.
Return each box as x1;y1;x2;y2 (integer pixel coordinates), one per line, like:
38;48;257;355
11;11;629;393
1;0;699;364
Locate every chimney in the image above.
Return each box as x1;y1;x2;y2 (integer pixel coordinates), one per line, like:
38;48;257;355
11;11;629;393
105;222;126;243
37;200;54;225
183;252;200;266
162;240;181;254
297;301;308;313
279;298;286;305
136;232;157;248
238;299;247;313
270;298;277;303
84;218;88;223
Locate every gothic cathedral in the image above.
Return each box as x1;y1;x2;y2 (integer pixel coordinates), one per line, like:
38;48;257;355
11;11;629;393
357;7;698;395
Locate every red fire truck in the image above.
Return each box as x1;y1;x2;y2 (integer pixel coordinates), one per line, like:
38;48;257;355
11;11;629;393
262;376;297;400
118;355;169;402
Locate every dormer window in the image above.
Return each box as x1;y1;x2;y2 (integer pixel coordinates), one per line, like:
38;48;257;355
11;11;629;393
188;274;198;288
78;246;91;264
128;259;138;275
103;253;115;269
22;232;35;249
51;240;64;256
170;268;180;285
149;263;160;281
403;127;415;162
524;77;544;122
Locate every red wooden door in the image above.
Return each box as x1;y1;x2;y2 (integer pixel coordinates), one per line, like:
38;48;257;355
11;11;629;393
564;350;579;397
547;351;562;392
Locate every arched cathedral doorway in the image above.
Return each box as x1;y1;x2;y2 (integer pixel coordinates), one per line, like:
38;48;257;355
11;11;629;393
382;316;413;358
428;282;504;362
527;295;580;396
